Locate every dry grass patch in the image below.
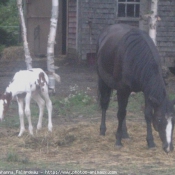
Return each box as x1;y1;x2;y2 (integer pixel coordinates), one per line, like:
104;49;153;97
0;119;175;172
1;46;24;60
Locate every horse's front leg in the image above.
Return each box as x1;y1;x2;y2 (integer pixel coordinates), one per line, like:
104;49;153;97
145;99;156;148
116;89;130;147
100;109;107;135
122;118;129;139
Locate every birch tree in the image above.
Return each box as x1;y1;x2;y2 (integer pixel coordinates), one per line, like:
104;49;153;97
17;0;32;69
47;0;59;93
149;0;159;45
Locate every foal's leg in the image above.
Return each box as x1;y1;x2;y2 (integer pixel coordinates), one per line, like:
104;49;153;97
98;78;112;136
25;93;33;136
145;99;155;148
16;96;25;137
116;89;130;147
32;92;45;131
41;89;53;132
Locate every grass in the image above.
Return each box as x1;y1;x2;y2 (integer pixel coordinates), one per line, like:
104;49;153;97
6;150;19;162
5;149;28;165
52;85;98;117
107;91;144;120
0;101;48;130
0;88;175;174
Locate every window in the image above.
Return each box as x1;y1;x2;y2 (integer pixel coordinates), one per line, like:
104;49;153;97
118;0;140;18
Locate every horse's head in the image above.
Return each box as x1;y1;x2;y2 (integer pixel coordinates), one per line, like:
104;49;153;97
0;92;12;120
152;98;175;153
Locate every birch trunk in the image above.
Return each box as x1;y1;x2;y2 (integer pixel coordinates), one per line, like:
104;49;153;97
17;0;32;69
47;0;59;93
149;0;158;45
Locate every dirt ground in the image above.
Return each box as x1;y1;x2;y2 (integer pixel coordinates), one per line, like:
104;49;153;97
0;61;175;174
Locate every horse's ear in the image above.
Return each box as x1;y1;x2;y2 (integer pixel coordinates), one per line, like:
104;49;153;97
149;96;160;107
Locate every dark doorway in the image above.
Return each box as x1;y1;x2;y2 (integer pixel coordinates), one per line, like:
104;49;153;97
62;0;67;55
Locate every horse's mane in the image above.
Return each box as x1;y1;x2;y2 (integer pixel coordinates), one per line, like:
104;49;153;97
119;29;166;104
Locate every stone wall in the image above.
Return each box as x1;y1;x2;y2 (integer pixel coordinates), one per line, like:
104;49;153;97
77;0;116;60
157;0;175;67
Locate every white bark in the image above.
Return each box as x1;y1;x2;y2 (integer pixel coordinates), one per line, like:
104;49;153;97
17;0;32;69
149;0;158;45
47;0;59;93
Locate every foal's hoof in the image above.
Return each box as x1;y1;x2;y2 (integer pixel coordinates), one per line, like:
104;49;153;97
18;129;26;137
37;124;42;130
48;124;53;132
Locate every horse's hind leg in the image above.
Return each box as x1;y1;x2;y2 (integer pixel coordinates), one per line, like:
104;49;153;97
98;77;112;136
122;117;129;139
116;89;130;147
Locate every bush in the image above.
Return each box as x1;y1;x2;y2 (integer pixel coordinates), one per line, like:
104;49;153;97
0;27;18;46
0;0;20;55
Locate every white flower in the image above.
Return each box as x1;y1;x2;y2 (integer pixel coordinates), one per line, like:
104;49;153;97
87;87;91;91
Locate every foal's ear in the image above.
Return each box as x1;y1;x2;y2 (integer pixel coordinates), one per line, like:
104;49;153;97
149;96;160;107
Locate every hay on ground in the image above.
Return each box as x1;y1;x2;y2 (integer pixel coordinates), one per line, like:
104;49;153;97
0;119;175;171
1;46;24;60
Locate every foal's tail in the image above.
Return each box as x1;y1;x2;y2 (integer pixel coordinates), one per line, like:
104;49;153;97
46;71;61;83
52;72;61;83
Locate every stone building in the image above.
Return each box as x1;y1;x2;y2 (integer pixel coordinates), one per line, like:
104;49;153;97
25;0;175;67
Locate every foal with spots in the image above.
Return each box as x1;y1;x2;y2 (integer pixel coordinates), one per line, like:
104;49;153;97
0;68;60;137
97;24;175;153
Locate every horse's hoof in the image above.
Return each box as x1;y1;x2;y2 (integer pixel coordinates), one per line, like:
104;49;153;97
124;138;132;142
149;147;156;151
100;132;105;136
148;145;156;149
100;128;106;136
148;143;156;149
115;140;123;149
122;133;130;139
100;129;106;136
115;144;123;150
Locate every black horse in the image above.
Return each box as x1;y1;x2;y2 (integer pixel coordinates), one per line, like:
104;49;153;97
97;24;175;153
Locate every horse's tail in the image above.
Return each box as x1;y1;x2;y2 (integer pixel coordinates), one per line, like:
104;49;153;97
97;54;118;89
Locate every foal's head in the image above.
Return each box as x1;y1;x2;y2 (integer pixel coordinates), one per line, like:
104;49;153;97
0;92;12;120
152;98;175;153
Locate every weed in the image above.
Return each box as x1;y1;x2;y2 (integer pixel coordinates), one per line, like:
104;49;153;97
6;149;29;164
6;149;19;162
53;84;94;116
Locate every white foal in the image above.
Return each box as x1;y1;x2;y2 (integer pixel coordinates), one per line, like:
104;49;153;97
0;68;60;137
